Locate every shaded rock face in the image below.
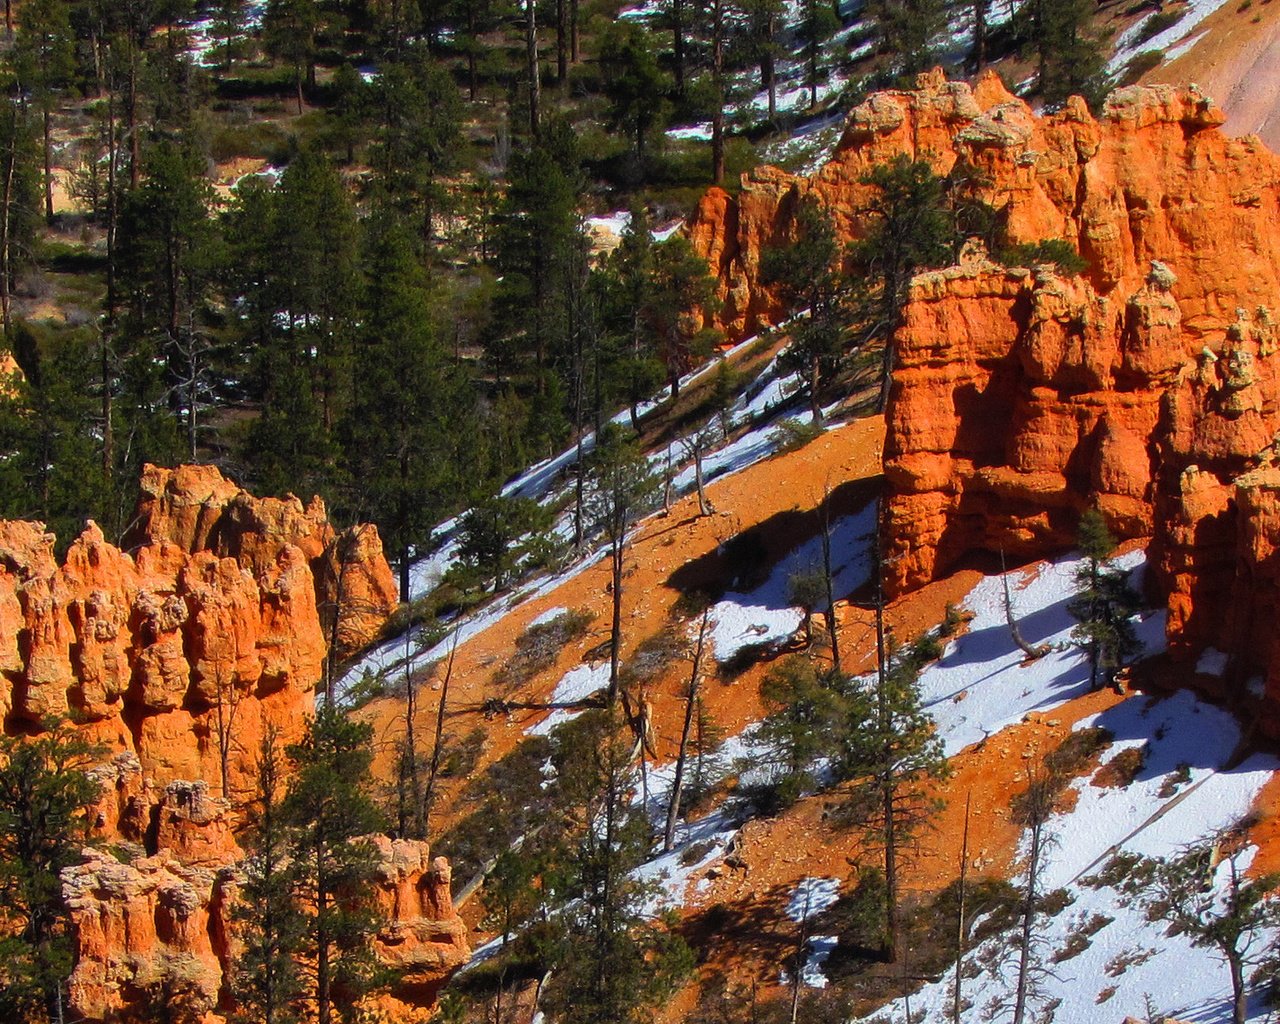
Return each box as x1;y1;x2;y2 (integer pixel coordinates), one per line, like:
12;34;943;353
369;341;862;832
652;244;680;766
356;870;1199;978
687;71;1280;727
63;834;468;1023
0;464;399;805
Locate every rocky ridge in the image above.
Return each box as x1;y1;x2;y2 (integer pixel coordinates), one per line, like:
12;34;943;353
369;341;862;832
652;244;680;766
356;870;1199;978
687;71;1280;730
1;463;399;805
0;466;472;1022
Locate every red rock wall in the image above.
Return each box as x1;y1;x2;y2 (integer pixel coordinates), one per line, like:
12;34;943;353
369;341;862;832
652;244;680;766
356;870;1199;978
687;71;1280;722
0;464;399;806
63;821;469;1022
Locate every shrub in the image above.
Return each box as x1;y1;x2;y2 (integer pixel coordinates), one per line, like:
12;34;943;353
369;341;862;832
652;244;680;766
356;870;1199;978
999;238;1089;276
493;609;596;690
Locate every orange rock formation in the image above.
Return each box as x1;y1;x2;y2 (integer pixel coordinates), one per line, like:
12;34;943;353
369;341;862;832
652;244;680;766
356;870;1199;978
1;464;398;805
688;71;1280;726
0;466;469;1021
63;831;468;1022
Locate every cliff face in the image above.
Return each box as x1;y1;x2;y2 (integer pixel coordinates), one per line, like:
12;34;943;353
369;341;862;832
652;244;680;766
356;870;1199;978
0;467;468;1021
688;71;1280;725
0;464;398;807
63;824;469;1022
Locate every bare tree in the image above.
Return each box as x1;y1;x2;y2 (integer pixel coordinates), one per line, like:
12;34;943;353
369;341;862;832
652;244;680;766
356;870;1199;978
663;606;711;851
1130;830;1280;1024
1001;551;1050;661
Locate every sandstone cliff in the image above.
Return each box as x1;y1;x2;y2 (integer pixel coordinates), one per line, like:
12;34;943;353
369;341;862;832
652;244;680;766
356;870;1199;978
687;71;1280;726
63;820;468;1021
0;463;399;809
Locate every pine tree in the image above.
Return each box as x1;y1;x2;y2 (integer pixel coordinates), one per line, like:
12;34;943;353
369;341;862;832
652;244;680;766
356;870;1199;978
211;0;247;71
341;214;477;600
754;658;850;812
0;727;103;1024
1067;509;1142;691
762;196;848;423
14;0;74;224
736;0;784;123
1024;0;1108;111
282;706;386;1024
866;0;945;79
1129;834;1280;1024
849;155;955;412
542;709;695;1024
0;324;105;545
263;0;318;113
587;424;659;704
598;22;671;173
232;730;305;1024
372;47;463;247
843;631;949;963
799;0;839;108
642;235;719;398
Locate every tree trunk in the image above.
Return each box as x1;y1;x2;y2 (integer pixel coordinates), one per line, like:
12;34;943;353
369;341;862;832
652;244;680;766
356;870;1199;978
711;0;725;185
527;0;541;138
103;84;117;475
972;0;988;71
1002;551;1048;660
673;0;686;97
665;608;709;851
608;536;623;704
556;0;567;83
953;792;971;1024
43;108;54;224
0;108;14;340
129;47;140;188
1011;817;1043;1024
820;499;840;672
694;445;709;516
423;627;458;834
874;504;898;963
1229;949;1247;1024
571;0;580;62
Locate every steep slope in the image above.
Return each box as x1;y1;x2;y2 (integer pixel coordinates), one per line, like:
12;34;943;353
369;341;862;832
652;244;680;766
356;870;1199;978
686;71;1280;732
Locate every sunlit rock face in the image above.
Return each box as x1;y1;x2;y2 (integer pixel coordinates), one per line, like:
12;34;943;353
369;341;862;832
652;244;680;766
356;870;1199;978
689;70;1280;724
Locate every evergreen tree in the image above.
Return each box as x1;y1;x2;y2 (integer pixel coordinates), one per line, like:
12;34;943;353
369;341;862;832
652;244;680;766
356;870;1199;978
14;0;75;225
842;633;949;962
754;658;850;812
0;91;40;337
798;0;839;109
263;0;318;113
0;323;105;543
232;730;305;1024
542;709;694;1024
849;155;955;412
762;196;848;423
587;424;659;704
735;0;784;123
328;63;369;164
866;0;944;79
0;727;102;1024
642;235;719;398
372;48;463;247
489;121;584;424
341;214;477;600
595;203;663;430
598;22;671;172
282;706;386;1024
1128;834;1280;1024
1025;0;1108;111
211;0;248;71
1067;509;1142;691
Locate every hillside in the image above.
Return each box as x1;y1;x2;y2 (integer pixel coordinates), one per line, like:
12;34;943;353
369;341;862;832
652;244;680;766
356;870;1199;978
5;2;1280;1024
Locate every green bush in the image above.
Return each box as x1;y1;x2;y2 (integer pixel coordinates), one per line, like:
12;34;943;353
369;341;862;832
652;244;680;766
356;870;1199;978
999;238;1089;276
